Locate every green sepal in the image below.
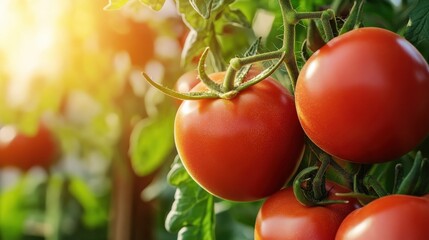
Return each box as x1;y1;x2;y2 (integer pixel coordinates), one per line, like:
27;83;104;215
306;19;326;52
339;0;364;35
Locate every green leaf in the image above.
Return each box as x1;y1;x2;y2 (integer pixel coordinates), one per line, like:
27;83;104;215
361;0;395;30
103;0;130;10
222;7;251;28
68;177;108;227
190;0;214;19
177;0;210;67
177;0;208;30
165;156;215;240
405;0;429;61
139;0;166;11
129;111;175;176
177;0;243;69
0;180;27;240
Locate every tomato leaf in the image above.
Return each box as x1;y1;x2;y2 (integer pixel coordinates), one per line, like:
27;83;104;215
177;0;209;30
103;0;130;10
405;0;429;60
361;0;395;30
190;0;214;19
222;7;251;28
165;156;215;240
139;0;166;11
177;0;249;68
129;111;175;176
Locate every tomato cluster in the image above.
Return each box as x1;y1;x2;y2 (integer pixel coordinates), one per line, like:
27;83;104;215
256;190;429;240
171;26;429;238
254;27;429;239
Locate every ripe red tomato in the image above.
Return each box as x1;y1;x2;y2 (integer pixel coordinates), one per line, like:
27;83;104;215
174;70;304;201
255;182;359;240
0;123;59;170
336;194;429;240
295;27;429;163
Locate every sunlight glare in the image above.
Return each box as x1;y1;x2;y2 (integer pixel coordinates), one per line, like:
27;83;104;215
0;0;65;108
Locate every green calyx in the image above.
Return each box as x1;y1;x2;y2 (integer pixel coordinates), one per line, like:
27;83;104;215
142;47;286;101
348;151;428;206
293;166;349;207
142;0;346;100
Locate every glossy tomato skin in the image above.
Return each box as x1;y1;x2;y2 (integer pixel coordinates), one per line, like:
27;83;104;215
255;182;360;240
296;27;429;163
0;123;59;171
174;71;304;201
336;194;429;240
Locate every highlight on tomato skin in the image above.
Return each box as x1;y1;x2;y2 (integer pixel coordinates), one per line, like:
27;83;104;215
174;70;305;202
335;194;429;240
0;123;60;171
295;27;429;164
174;70;200;93
255;182;360;240
173;70;200;105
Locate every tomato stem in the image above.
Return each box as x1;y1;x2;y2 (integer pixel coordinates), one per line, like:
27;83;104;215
331;161;355;188
321;9;335;41
339;0;365;35
363;175;388;197
235;53;286;92
283;24;299;91
295;11;326;20
230;51;283;67
352;164;377;205
307;140;355;189
223;64;237;92
313;153;330;200
198;48;223;93
306;19;326;52
141;72;219;100
300;40;310;61
293;165;348;206
293;166;320;206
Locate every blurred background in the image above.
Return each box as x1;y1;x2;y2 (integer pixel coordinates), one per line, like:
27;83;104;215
0;0;187;239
